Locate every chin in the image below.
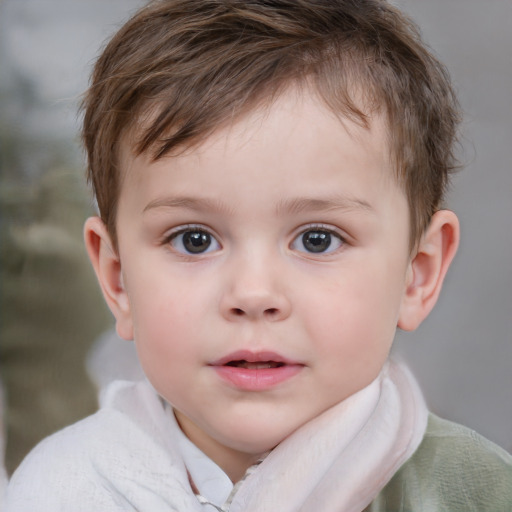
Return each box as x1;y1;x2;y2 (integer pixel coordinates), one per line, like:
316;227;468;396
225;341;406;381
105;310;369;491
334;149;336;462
214;419;302;455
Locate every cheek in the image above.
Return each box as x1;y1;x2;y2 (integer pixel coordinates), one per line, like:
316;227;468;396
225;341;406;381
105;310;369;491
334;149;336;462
127;283;194;364
127;267;222;362
128;263;200;327
132;304;200;404
302;262;404;358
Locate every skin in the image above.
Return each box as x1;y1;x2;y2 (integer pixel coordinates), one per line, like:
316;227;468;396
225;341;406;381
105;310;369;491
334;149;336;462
85;88;459;482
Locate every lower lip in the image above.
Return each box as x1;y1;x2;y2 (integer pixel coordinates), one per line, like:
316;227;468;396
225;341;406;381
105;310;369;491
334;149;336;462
212;365;303;391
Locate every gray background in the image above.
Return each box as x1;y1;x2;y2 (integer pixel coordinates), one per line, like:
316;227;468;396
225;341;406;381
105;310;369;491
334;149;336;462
1;0;510;459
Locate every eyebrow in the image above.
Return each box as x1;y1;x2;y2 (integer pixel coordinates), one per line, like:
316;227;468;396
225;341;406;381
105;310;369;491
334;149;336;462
143;196;234;215
275;196;375;216
143;194;374;216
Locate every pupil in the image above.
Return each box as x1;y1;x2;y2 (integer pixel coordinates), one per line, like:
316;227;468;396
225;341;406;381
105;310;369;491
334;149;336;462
303;231;331;253
183;231;211;253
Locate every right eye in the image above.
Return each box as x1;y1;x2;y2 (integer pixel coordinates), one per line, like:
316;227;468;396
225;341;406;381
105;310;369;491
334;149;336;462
168;228;221;255
290;226;344;255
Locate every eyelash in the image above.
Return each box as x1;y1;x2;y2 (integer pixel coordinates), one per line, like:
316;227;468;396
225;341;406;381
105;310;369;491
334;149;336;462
291;224;346;256
163;224;221;256
163;223;347;257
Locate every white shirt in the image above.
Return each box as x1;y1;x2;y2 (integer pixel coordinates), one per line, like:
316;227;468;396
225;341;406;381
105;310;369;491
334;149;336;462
171;409;234;511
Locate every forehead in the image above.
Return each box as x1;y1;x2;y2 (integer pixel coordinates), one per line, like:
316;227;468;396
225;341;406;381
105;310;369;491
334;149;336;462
120;87;393;184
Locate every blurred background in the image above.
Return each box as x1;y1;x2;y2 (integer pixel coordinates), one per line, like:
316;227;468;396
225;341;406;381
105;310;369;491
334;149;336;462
0;0;511;477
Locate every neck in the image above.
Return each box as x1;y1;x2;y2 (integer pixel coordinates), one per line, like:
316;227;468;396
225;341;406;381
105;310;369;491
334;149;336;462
175;411;265;483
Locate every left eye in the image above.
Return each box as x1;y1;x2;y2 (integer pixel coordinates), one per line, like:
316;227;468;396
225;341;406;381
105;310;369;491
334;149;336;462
168;228;221;254
291;228;344;254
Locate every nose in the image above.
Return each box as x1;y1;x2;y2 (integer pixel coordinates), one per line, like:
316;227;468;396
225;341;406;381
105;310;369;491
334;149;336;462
220;252;292;322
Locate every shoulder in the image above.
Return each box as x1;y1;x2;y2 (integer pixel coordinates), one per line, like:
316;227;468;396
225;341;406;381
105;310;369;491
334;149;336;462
5;380;186;512
416;414;512;482
368;414;512;512
5;409;128;511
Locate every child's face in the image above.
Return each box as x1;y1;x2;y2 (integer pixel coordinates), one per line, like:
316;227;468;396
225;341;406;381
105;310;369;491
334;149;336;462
114;89;413;467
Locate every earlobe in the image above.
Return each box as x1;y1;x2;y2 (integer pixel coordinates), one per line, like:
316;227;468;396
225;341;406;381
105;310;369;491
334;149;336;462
398;210;460;331
84;217;133;340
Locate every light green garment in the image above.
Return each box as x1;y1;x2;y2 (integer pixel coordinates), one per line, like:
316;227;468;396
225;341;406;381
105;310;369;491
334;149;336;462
366;414;512;511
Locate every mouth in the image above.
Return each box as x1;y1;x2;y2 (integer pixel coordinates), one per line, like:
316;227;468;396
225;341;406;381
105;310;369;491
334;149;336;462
211;350;297;368
210;350;303;390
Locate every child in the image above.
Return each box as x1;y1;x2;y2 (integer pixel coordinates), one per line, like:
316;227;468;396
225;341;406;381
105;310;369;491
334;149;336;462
5;0;512;510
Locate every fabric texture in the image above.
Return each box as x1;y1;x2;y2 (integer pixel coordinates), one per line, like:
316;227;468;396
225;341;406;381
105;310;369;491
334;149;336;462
4;360;512;511
366;414;512;512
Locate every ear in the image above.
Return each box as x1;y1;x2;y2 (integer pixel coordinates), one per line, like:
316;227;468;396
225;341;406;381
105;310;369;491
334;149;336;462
398;210;460;331
84;217;133;340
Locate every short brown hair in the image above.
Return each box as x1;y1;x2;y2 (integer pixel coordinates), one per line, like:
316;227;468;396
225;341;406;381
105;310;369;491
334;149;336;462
82;0;460;250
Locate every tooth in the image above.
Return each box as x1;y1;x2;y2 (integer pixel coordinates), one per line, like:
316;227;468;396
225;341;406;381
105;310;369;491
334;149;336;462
246;362;280;369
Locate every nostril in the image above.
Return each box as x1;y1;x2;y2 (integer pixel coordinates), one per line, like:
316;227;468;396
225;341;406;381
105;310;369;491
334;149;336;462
226;306;285;320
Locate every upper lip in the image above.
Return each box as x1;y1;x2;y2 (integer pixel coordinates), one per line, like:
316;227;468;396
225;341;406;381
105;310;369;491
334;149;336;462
210;350;300;367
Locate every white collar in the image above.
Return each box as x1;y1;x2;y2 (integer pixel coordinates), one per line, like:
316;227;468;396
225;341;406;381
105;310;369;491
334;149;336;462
168;408;233;510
